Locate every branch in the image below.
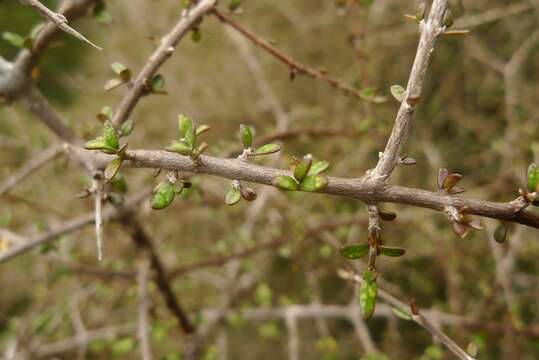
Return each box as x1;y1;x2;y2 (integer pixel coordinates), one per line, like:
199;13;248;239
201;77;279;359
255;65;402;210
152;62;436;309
0;190;150;265
111;0;217;128
118;149;539;228
0;144;64;196
137;259;153;360
17;0;101;50
372;0;448;179
212;9;381;102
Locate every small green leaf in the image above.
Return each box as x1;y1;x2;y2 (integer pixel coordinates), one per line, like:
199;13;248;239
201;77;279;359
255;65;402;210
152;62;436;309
493;222;507;243
442;9;454;28
178;114;195;146
390;85;406;102
308;161;329;176
104;158;123;181
527;163;539;193
111;175;128;193
229;0;242;11
415;2;426;22
378;246;406;257
293;155;313;182
299;175;328;192
120;118;134;137
103;121;119;151
339;243;369;259
225;188;241;206
196;124;211;137
392;307;412;321
111;62;131;81
191;29;202;42
2;32;26;48
254;143;281;156
240;124;253;149
151;182;176;210
166;140;193;155
359;269;378;319
272;176;298;191
151;74;166;91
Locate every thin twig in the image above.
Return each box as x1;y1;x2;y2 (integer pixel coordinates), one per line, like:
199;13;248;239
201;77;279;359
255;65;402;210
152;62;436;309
92;176;104;261
18;0;101;49
213;9;381;103
0;144;64;196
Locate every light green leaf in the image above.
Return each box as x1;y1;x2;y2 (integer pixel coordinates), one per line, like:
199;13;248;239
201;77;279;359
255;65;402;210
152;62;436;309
272;176;298;191
196;124;211;137
359;269;377;319
527;163;539;193
392;307;412;320
151;74;165;91
151;182;176;210
240;124;253;148
103;121;119;151
2;32;26;48
166;140;193;155
390;85;406;102
253;143;281;156
299;175;328;192
308;160;329;176
120;118;134;137
104;158;123;181
225;188;241;206
293;155;312;182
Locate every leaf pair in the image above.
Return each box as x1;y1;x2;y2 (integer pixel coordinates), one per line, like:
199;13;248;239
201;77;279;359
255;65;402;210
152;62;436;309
272;155;329;192
437;168;464;194
339;243;405;260
84;121;122;154
166;114;210;159
451;208;483;238
150;181;185;210
239;124;281;157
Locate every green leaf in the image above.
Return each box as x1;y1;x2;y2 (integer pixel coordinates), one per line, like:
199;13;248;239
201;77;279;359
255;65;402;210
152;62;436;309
359;269;378;319
2;32;26;48
308;161;329;176
112;337;135;355
392;307;412;321
104;77;126;92
166;140;193;155
390;85;406;102
339;243;369;259
104;158;123;181
293;155;312;182
103;121;119;151
299;175;328;192
196;124;211;137
493;222;507;243
240;124;253;148
111;62;131;81
225;188;241;206
151;182;176;210
151;74;166;91
178;114;195;146
120;118;134;137
253;143;281;156
527;163;539;193
272;176;298;191
416;2;426;22
229;0;242;11
443;9;454;28
378;246;406;257
111;175;128;193
191;29;202;43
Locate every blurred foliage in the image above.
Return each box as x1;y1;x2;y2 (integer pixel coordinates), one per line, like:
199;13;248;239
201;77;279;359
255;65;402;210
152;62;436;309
1;0;539;359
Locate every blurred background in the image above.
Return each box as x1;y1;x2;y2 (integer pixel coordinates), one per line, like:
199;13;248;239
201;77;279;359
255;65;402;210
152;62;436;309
1;0;539;359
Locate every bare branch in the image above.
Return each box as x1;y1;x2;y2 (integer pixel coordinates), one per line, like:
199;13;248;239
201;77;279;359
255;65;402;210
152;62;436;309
0;144;64;196
213;9;380;102
18;0;101;50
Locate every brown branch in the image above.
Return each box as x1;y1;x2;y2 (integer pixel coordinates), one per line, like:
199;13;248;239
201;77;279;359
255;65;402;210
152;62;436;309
111;0;218;128
137;259;153;360
123;219;196;335
212;9;381;103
